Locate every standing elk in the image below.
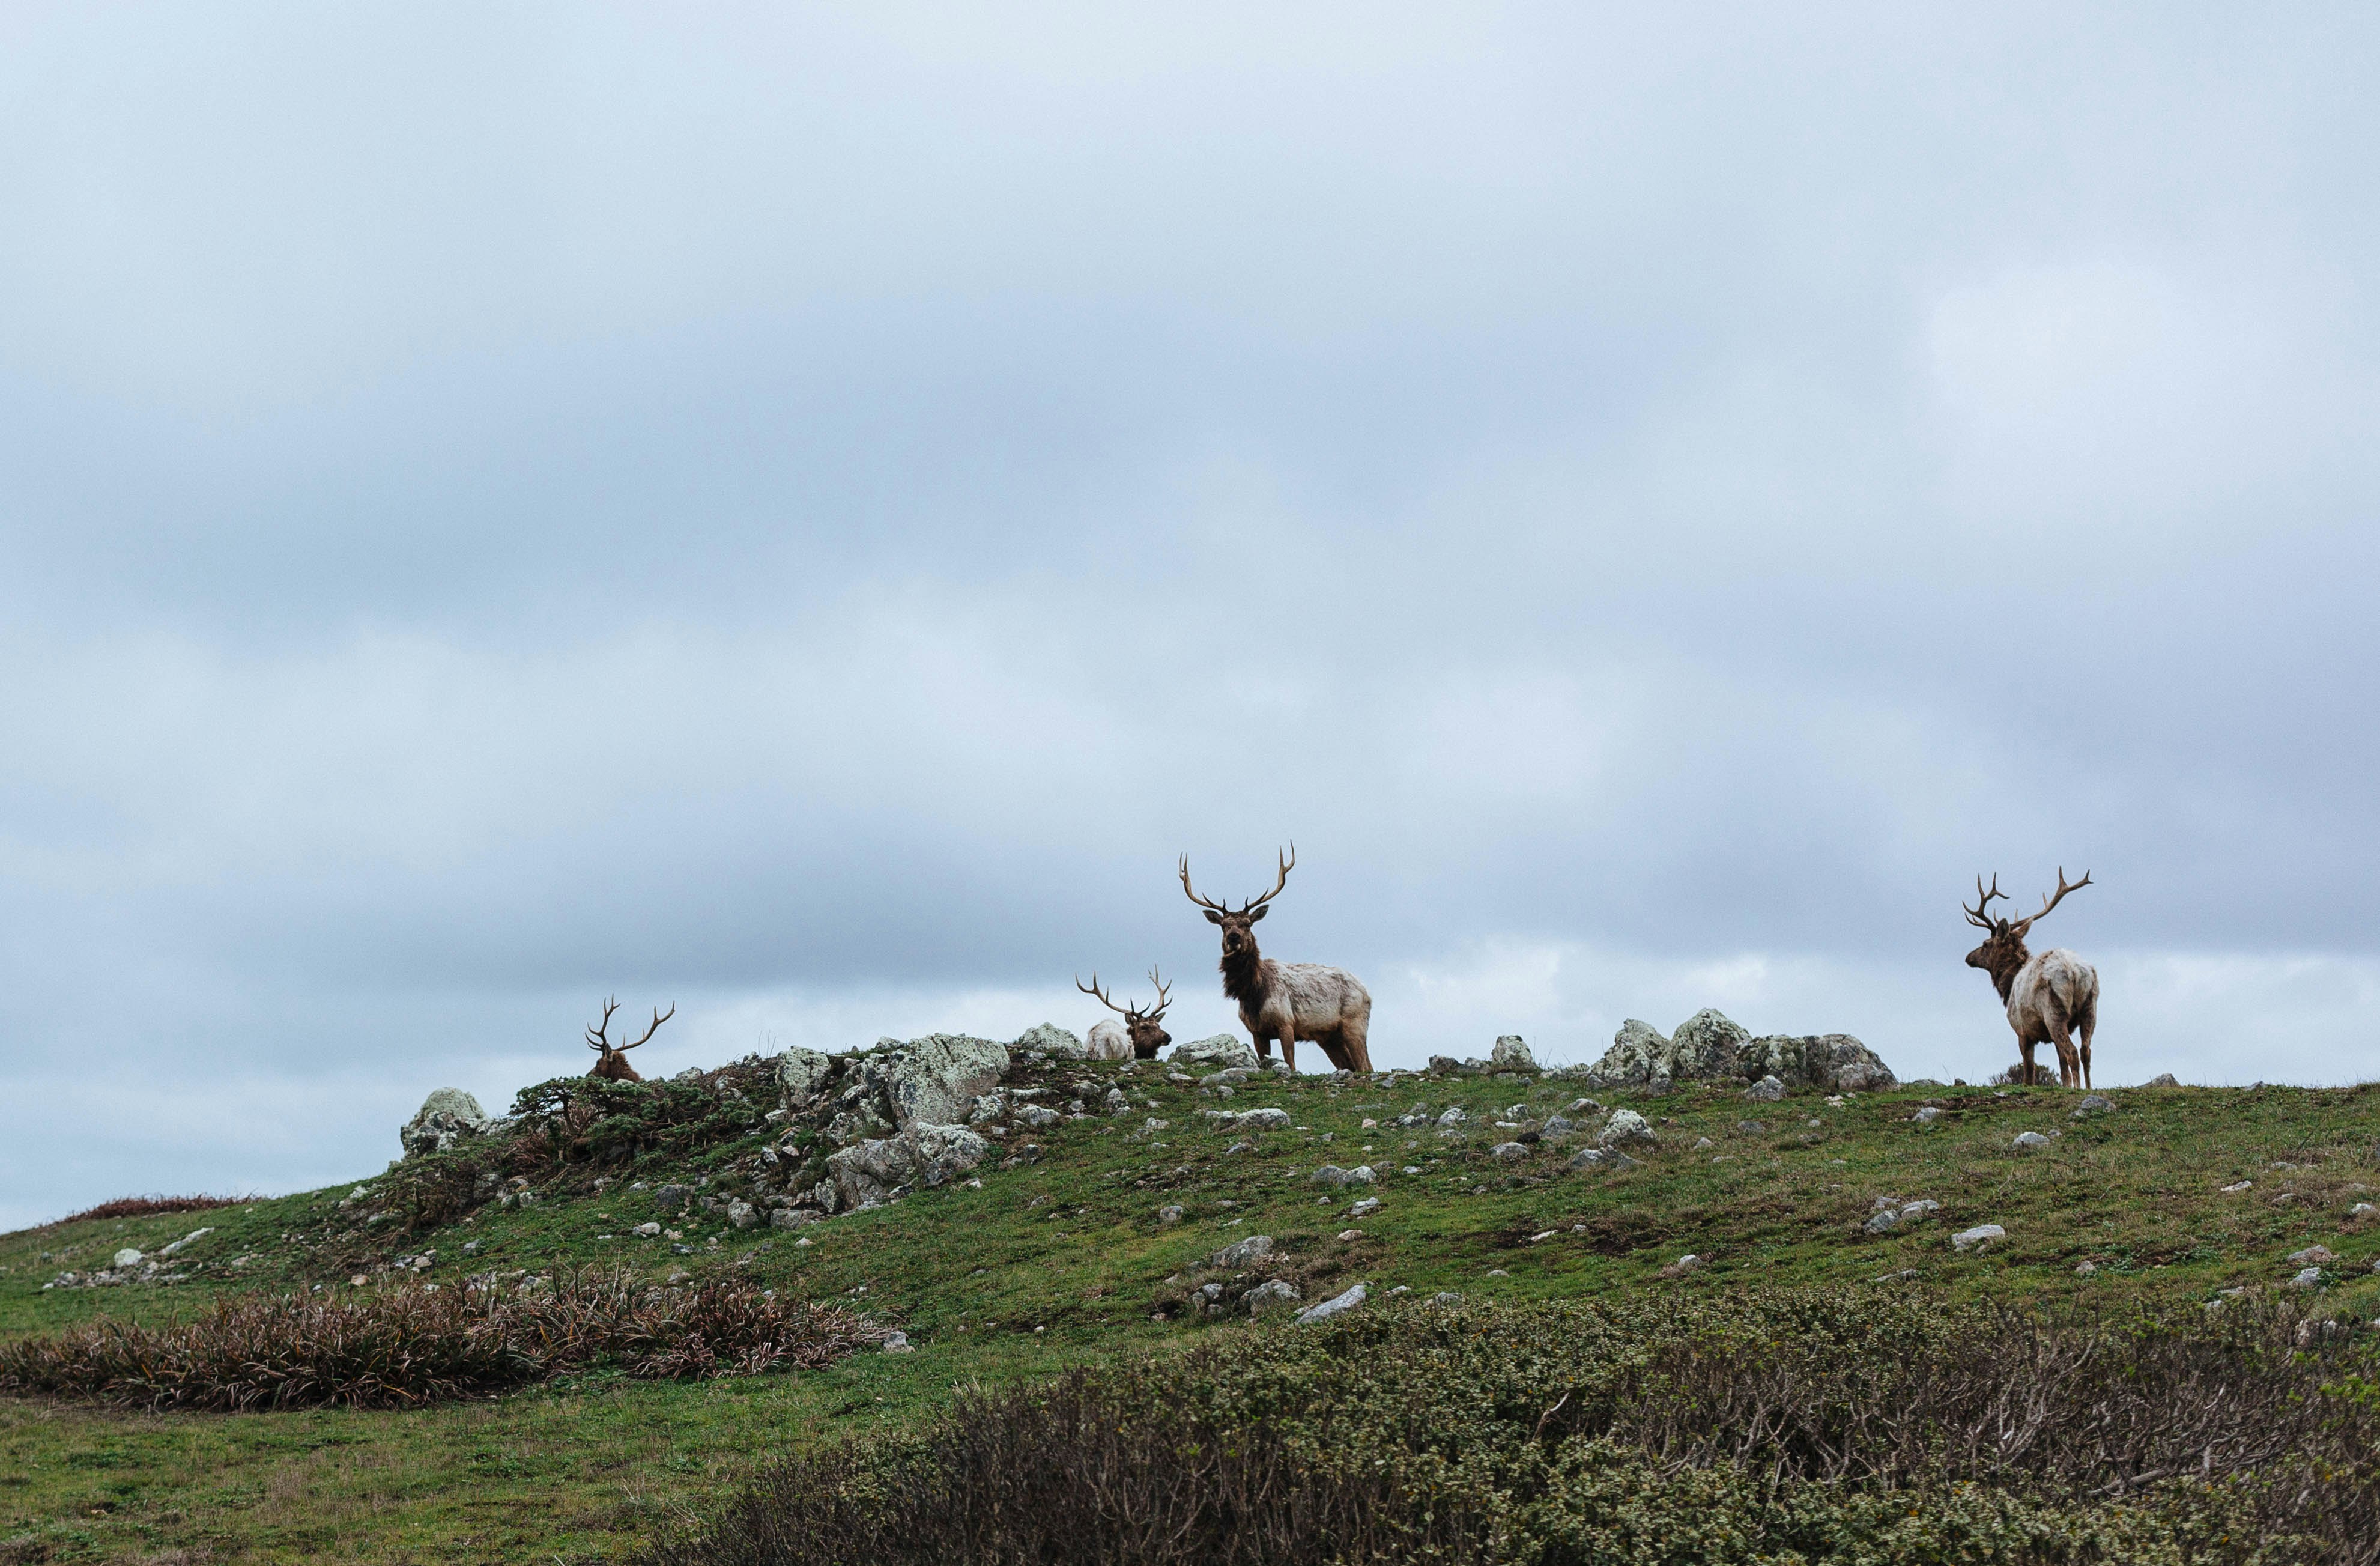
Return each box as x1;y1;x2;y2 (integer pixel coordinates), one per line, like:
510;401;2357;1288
1076;968;1175;1061
1963;869;2100;1089
586;996;675;1082
1180;845;1373;1073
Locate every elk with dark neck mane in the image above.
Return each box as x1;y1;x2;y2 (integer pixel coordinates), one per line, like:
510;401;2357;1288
1179;845;1373;1073
1963;869;2100;1088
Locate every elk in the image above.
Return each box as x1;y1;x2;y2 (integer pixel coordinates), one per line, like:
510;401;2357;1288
1076;967;1175;1061
1180;845;1373;1073
586;996;675;1082
1963;869;2100;1089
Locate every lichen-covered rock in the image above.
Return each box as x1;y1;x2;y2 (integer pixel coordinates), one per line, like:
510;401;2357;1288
1244;1279;1301;1314
907;1123;991;1187
1213;1234;1275;1268
400;1088;488;1159
867;1034;1010;1130
775;1047;837;1110
1170;1034;1259;1071
1597;1108;1658;1148
826;1137;916;1209
1012;1022;1086;1060
1671;1009;1752;1070
1745;1075;1785;1103
1739;1033;1897;1093
1489;1035;1537;1073
1233;1107;1291;1131
1295;1282;1367;1324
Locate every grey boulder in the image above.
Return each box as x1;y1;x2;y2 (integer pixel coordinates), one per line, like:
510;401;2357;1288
400;1088;488;1159
1489;1035;1537;1073
1010;1022;1086;1060
1170;1034;1261;1071
1244;1279;1301;1315
1294;1282;1367;1324
1744;1075;1785;1103
1597;1108;1658;1148
1213;1234;1276;1268
1738;1033;1898;1094
776;1047;837;1111
825;1122;990;1209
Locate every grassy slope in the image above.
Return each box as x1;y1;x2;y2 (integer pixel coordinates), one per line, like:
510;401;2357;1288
4;1069;2377;1564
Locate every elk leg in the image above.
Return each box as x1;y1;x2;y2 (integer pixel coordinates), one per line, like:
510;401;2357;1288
2078;1010;2095;1092
2048;1019;2080;1088
1340;1014;1373;1074
2017;1040;2039;1087
1279;1024;1298;1075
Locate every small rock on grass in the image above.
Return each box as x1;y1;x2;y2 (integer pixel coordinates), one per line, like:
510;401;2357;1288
1952;1224;2004;1251
1911;1106;1942;1125
1158;1204;1185;1224
1294;1282;1367;1324
2289;1245;2336;1266
2012;1132;2053;1152
1212;1234;1274;1268
1348;1197;1382;1219
2070;1094;2113;1117
1744;1075;1785;1103
1489;1141;1528;1162
1244;1279;1301;1315
2289;1267;2325;1290
882;1331;912;1353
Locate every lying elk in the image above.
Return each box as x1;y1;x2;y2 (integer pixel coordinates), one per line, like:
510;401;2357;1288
586;996;675;1082
1076;968;1174;1061
1180;845;1373;1073
1964;869;2100;1089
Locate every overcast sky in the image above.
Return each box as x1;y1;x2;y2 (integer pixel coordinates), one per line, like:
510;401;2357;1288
4;5;2376;1230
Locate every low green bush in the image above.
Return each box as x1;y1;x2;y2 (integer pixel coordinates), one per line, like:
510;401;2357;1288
0;1269;885;1411
650;1288;2380;1565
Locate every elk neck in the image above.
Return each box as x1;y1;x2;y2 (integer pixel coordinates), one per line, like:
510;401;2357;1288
1984;941;2029;1003
1218;944;1270;1003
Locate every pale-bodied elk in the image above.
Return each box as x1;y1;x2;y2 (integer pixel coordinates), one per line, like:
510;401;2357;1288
586;996;675;1083
1179;845;1373;1073
1076;968;1174;1061
1963;869;2100;1089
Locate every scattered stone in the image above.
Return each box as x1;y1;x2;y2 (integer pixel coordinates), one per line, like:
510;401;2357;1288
1235;1107;1292;1131
1597;1109;1658;1148
634;1222;662;1237
1489;1035;1537;1073
769;1208;818;1231
400;1087;489;1159
2289;1267;2324;1290
1737;1120;1767;1135
826;1122;990;1209
2145;1073;2179;1087
1429;1291;1463;1305
1912;1106;1943;1125
1570;1147;1639;1171
1663;1254;1703;1276
1744;1075;1785;1102
881;1330;912;1353
2353;1203;2377;1218
2288;1245;2336;1266
1489;1141;1528;1162
775;1046;837;1109
1158;1204;1185;1225
1310;1164;1377;1187
112;1248;143;1269
2012;1132;2053;1152
1011;1021;1086;1060
2071;1094;2113;1117
1542;1114;1575;1136
1212;1234;1275;1269
1295;1283;1367;1324
1348;1197;1382;1219
1170;1034;1261;1071
2075;1260;2097;1276
1951;1224;2005;1252
1244;1279;1301;1315
1692;1136;1715;1150
2221;1180;2253;1194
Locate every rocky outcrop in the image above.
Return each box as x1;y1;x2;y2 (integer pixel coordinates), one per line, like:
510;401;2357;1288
1010;1022;1086;1060
1489;1035;1537;1073
1581;1010;1895;1094
1169;1034;1259;1071
825;1122;991;1209
775;1048;835;1111
400;1088;489;1159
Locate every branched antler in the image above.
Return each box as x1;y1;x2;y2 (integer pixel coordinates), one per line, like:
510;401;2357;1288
1145;967;1172;1017
1179;843;1296;914
1963;874;2011;930
1076;973;1128;1016
2014;868;2092;936
586;996;622;1053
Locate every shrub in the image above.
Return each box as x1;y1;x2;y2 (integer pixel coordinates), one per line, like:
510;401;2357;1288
48;1194;245;1226
0;1269;886;1411
647;1289;2380;1565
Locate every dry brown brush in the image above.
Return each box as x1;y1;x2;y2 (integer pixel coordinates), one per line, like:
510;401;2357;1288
650;1288;2380;1566
0;1269;886;1411
47;1194;246;1226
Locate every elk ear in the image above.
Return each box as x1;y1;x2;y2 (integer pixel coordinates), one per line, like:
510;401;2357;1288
1247;905;1267;923
1204;909;1224;925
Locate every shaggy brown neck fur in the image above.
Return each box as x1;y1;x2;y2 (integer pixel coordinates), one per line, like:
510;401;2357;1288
1219;945;1268;1004
1981;939;2029;1003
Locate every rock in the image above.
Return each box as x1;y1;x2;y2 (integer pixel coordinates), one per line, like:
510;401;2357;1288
825;1122;990;1209
1570;1147;1639;1171
1310;1165;1377;1188
1542;1114;1575;1136
1212;1234;1275;1268
1737;1120;1767;1134
907;1123;992;1186
1294;1282;1367;1324
1912;1106;1943;1125
400;1088;489;1159
1864;1209;1902;1235
2353;1203;2378;1218
2075;1259;2097;1276
2012;1132;2053;1152
874;1035;1010;1130
2289;1266;2324;1290
2145;1072;2179;1087
1668;1254;1703;1273
775;1047;837;1110
1579;1017;1682;1087
1744;1075;1785;1103
1104;1087;1130;1115
1158;1204;1184;1224
1489;1035;1537;1073
1348;1197;1381;1218
1170;1034;1260;1071
2289;1245;2336;1266
1011;1022;1086;1060
1244;1279;1301;1315
1435;1106;1466;1127
1738;1033;1898;1094
1900;1199;1941;1220
2071;1094;2113;1118
1083;1020;1131;1061
112;1248;143;1269
1235;1107;1292;1131
1426;1054;1464;1075
1597;1108;1658;1148
769;1208;818;1231
634;1221;662;1237
1951;1224;2004;1251
2221;1180;2253;1194
725;1200;757;1230
1489;1141;1529;1162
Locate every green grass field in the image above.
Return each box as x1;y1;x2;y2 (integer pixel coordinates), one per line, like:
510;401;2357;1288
5;1066;2376;1563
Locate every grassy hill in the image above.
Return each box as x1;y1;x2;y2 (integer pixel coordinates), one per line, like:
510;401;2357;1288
4;1053;2377;1564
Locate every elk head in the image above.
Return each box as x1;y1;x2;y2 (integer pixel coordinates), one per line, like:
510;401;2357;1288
1077;967;1174;1059
1963;869;2091;994
1179;845;1294;963
586;995;674;1082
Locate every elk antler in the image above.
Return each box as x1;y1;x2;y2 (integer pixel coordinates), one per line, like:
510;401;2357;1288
1963;874;2010;930
618;1003;674;1052
1076;973;1130;1016
586;995;622;1052
2013;867;2092;936
1179;845;1296;915
1145;967;1172;1016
